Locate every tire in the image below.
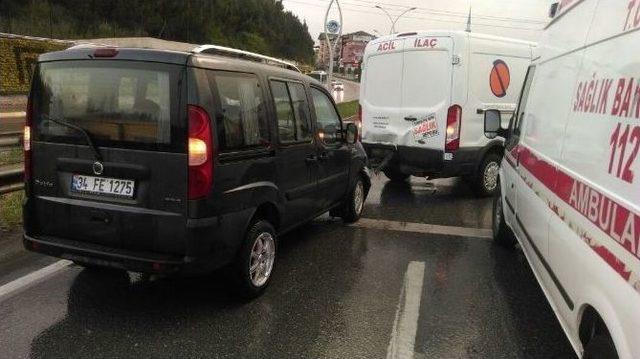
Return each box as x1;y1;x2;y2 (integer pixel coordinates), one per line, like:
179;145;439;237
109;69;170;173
383;168;410;182
232;220;277;299
340;177;366;223
493;193;517;248
472;152;501;197
584;333;618;359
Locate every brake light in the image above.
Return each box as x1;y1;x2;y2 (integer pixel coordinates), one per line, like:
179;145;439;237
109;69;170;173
93;48;118;58
24;96;33;182
188;105;213;200
445;104;462;152
357;103;362;141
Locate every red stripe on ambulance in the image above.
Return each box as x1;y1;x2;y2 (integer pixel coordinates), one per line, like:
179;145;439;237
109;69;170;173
517;146;638;282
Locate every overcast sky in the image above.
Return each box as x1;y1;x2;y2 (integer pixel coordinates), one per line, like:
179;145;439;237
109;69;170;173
281;0;554;43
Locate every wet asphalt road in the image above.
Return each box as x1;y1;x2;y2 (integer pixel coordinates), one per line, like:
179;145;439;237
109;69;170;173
0;175;576;359
331;79;359;104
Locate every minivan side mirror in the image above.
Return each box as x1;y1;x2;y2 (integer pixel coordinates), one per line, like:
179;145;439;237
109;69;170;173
484;109;508;139
345;123;358;144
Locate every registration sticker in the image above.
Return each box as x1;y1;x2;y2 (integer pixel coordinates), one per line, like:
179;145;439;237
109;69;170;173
412;114;438;141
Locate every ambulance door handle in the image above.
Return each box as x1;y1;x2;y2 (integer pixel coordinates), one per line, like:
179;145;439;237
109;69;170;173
404;116;417;122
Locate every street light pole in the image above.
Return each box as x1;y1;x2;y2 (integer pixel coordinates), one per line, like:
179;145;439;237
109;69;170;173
375;5;417;34
374;6;394;33
324;0;343;90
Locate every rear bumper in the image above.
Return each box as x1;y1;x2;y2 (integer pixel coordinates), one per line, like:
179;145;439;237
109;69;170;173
362;143;483;177
23;207;254;274
363;143;444;174
24;234;186;273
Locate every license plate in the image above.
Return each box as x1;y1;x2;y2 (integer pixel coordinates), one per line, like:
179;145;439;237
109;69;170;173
71;174;135;198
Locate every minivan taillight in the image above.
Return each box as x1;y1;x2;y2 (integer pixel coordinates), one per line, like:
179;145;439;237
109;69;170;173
357;103;362;141
24;97;33;183
445;104;462;152
188;105;213;200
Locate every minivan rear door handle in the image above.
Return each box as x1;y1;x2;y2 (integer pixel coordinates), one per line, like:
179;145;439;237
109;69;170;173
404;116;417;122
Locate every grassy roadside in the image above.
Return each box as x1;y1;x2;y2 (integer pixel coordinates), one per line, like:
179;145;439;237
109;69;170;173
0;191;24;230
0;148;23;167
337;100;358;119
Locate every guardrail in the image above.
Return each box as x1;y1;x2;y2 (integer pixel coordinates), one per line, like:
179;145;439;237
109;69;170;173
0;131;24;194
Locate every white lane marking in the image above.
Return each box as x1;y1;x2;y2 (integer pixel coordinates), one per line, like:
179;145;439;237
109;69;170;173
0;111;26;119
352;218;492;239
0;260;72;301
387;261;426;359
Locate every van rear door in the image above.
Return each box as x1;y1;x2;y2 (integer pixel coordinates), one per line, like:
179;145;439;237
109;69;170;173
26;59;189;256
362;36;453;152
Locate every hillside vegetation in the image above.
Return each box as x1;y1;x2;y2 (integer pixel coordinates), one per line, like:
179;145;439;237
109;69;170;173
0;0;314;63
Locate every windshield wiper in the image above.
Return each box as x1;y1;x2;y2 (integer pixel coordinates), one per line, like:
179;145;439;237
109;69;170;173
41;114;103;161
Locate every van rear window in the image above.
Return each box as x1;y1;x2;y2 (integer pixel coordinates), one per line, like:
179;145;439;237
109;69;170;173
32;60;186;152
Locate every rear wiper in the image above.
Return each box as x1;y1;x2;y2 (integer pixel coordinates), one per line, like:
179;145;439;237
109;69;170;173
41;114;103;161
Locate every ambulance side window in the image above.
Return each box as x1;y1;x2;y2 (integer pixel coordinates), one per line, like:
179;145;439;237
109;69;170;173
512;65;536;136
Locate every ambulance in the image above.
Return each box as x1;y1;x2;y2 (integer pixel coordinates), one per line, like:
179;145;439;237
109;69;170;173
487;1;640;357
359;30;535;196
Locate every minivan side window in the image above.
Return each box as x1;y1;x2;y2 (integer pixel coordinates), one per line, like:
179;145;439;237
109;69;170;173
512;66;536;136
208;72;268;151
270;80;312;143
311;87;342;145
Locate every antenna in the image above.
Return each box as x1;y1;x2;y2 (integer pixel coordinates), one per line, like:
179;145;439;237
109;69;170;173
465;6;472;32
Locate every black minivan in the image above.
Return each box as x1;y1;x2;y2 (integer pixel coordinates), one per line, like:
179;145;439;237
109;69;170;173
22;44;370;297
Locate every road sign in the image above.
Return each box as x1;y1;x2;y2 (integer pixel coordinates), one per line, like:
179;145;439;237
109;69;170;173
326;20;340;34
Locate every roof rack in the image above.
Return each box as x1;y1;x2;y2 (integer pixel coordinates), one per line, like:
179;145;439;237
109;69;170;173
192;44;300;73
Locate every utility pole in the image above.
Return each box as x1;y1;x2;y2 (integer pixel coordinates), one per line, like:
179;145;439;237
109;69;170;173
375;5;417;34
465;7;472;32
324;0;343;90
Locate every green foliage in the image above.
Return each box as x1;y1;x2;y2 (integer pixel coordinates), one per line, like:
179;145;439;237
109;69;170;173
0;37;68;95
0;149;23;167
337;100;358;119
0;0;315;64
0;191;24;229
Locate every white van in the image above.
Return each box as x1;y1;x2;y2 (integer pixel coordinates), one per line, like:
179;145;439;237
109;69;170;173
359;30;535;196
487;1;640;358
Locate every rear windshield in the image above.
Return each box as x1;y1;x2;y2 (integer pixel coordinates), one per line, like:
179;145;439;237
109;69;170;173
32;60;186;152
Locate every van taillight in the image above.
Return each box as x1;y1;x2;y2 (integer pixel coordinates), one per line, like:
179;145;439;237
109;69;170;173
188;105;213;200
24;97;32;183
445;104;462;152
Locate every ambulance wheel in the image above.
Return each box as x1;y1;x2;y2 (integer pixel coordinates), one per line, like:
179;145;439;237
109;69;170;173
473;153;501;197
493;193;516;249
383;168;410;182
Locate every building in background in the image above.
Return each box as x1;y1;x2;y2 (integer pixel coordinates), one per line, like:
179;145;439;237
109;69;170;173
339;31;375;74
316;32;340;70
315;31;375;73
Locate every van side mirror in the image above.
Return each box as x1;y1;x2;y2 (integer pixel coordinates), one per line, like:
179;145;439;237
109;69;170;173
484;109;508;139
345;123;358;144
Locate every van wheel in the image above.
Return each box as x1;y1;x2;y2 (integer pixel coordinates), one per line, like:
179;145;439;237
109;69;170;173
493;193;516;248
584;332;618;359
473;153;501;197
232;220;277;299
340;177;366;223
383;168;410;182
